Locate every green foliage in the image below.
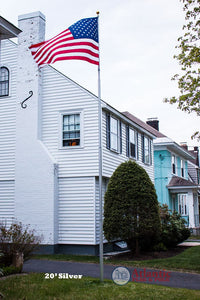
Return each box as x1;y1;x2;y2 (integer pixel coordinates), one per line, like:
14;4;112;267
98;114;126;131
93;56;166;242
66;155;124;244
103;161;161;253
153;242;168;252
159;204;190;248
164;0;200;140
1;265;21;276
0;221;42;266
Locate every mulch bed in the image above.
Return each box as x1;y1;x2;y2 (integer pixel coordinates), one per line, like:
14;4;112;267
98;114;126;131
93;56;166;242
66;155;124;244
111;246;189;261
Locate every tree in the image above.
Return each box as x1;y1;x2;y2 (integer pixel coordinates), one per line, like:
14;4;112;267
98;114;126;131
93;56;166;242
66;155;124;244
164;0;200;140
0;221;42;267
103;161;161;254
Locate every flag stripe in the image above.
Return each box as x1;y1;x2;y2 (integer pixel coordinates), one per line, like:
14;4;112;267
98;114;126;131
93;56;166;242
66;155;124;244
31;30;73;58
29;17;99;67
34;39;98;62
35;39;99;66
47;55;99;66
35;41;99;65
33;36;74;61
44;48;99;65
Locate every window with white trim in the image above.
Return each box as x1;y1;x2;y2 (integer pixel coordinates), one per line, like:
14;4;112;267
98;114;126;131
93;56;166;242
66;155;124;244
129;128;136;158
110;117;118;151
144;136;150;164
0;67;9;97
172;155;176;174
178;194;187;216
142;135;151;164
106;114;122;153
181;159;185;177
126;127;137;159
62;113;80;147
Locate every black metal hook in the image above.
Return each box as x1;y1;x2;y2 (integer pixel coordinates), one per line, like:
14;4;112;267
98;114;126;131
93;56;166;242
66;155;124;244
21;91;33;109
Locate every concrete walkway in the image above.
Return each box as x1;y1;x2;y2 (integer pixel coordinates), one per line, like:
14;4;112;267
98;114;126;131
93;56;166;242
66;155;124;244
23;259;200;290
179;241;200;246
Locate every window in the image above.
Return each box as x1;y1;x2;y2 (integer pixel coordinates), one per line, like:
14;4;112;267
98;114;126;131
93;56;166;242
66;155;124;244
126;126;137;159
144;137;150;164
62;114;80;147
129;129;136;158
178;194;187;216
106;114;122;153
110;117;118;151
181;159;185;177
142;135;151;164
172;155;176;174
0;67;9;97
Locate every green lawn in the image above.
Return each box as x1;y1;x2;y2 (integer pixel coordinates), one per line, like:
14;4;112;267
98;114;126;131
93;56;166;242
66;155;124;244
0;273;200;300
109;246;200;273
33;253;99;264
188;235;200;240
33;246;200;273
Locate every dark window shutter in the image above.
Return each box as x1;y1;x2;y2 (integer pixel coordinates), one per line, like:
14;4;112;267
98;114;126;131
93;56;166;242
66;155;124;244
106;113;110;149
136;132;139;160
126;125;129;157
119;121;122;154
141;134;145;163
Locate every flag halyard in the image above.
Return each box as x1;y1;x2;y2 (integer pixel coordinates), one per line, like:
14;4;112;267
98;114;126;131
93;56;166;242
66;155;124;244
29;17;99;67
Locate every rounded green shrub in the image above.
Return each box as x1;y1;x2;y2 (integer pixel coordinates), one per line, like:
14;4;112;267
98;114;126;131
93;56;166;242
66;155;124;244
103;161;161;254
159;204;190;248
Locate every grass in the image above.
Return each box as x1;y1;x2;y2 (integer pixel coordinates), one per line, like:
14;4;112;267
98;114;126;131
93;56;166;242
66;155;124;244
33;246;200;273
108;246;200;273
188;235;200;240
33;254;99;264
0;273;200;300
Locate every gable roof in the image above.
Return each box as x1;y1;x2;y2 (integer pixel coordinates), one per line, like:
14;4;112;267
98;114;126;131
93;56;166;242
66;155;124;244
0;15;21;40
167;175;199;189
188;149;199;166
123;111;195;161
122;111;166;138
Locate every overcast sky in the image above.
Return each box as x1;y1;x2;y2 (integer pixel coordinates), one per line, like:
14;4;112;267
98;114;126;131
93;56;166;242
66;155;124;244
1;0;199;147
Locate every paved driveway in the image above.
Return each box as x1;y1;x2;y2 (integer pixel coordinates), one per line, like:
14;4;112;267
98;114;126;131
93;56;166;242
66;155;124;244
23;259;200;290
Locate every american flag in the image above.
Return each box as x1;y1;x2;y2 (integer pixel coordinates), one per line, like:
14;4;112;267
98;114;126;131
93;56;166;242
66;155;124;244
29;17;99;67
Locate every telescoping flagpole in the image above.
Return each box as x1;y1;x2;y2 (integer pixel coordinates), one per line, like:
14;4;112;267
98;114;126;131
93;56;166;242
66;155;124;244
96;11;104;282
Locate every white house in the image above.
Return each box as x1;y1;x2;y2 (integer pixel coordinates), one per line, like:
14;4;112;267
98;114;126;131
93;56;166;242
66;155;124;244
0;12;155;255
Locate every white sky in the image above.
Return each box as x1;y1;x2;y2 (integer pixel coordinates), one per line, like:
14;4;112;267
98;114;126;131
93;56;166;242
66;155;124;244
1;0;199;147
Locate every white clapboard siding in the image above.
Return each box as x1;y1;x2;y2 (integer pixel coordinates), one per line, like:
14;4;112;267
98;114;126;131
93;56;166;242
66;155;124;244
0;40;17;180
42;67;99;178
102;111;154;182
95;177;108;244
58;177;95;244
0;181;15;226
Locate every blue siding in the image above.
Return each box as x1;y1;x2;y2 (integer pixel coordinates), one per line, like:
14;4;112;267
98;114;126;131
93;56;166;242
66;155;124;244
154;148;190;212
154;150;171;207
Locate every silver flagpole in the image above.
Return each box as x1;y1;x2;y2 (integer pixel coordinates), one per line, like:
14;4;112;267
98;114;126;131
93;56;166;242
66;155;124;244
96;11;103;282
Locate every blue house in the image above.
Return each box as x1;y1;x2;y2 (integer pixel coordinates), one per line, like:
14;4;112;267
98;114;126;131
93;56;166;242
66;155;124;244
146;119;200;230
